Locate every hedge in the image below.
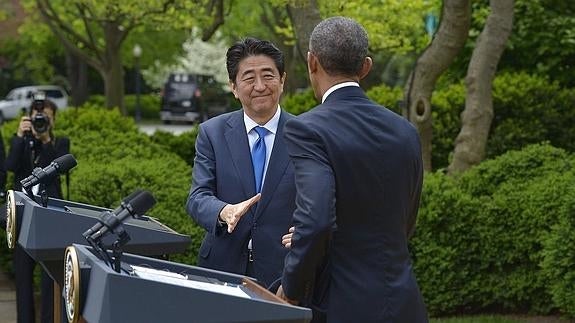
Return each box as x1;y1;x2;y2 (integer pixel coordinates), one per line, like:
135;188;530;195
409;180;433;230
412;143;575;317
85;94;161;120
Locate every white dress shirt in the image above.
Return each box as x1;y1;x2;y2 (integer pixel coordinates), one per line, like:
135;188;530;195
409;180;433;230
243;105;281;192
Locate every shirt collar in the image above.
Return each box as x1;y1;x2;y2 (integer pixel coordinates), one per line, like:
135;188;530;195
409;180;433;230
244;105;281;135
322;82;360;103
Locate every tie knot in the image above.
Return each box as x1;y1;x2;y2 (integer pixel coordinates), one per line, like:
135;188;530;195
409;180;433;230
254;126;268;138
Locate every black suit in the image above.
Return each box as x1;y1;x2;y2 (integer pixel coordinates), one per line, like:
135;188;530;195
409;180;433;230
281;86;428;322
6;135;70;323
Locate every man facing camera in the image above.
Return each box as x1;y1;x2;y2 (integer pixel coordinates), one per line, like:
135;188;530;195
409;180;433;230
186;38;296;288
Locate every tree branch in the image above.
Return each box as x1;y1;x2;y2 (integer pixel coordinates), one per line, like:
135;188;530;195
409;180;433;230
36;0;102;70
201;0;225;41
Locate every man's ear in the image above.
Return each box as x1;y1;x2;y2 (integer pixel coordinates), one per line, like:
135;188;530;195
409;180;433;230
307;52;318;74
229;80;239;99
358;57;373;80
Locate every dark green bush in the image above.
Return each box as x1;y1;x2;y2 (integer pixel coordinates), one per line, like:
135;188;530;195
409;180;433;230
430;83;466;170
149;128;199;167
366;84;403;114
541;181;575;317
56;106;201;264
281;84;404;116
281;88;317;115
411;172;485;314
430;72;575;170
413;143;575;316
84;94;160;120
488;72;575;158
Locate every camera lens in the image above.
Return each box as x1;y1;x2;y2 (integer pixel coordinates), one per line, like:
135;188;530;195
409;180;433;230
32;114;49;133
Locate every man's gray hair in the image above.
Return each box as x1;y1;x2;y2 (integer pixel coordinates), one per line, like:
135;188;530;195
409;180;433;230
309;16;369;77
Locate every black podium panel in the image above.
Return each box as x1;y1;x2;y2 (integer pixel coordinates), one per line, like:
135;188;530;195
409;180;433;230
11;190;191;285
70;244;312;323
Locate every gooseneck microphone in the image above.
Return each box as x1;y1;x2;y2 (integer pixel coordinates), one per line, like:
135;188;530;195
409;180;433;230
82;190;157;241
20;153;77;189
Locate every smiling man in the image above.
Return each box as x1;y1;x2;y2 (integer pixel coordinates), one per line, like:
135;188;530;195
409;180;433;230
186;38;297;288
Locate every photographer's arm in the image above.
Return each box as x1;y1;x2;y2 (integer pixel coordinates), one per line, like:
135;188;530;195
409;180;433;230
6;117;33;173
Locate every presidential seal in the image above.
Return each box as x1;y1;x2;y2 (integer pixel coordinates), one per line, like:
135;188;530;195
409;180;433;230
64;246;81;323
6;190;17;249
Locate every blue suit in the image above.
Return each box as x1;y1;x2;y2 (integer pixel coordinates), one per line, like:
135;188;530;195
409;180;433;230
281;86;428;322
187;109;296;287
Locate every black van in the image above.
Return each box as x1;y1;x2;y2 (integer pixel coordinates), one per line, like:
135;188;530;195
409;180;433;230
159;73;236;124
160;73;202;124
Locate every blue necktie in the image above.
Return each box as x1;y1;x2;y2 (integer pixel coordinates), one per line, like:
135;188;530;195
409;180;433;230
251;126;268;193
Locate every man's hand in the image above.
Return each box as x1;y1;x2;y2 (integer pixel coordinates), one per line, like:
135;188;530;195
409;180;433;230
276;285;298;305
282;226;295;248
219;194;261;233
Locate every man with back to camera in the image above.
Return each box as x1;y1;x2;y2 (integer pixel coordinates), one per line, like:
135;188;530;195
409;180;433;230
186;37;296;288
6;97;70;323
276;17;429;322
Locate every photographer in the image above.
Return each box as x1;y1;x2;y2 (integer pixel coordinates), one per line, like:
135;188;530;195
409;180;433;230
6;96;69;323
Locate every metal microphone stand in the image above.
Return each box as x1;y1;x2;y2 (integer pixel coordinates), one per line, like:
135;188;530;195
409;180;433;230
84;211;132;273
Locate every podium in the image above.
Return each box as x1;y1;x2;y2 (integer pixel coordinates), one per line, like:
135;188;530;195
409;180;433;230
6;190;191;286
65;244;312;323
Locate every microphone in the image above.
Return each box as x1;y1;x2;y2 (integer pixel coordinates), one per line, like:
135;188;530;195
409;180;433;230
82;190;156;241
20;154;77;189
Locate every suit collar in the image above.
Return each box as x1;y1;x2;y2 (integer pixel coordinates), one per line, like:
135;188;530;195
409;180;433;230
322;82;360;103
254;111;293;218
323;85;367;103
224;110;256;198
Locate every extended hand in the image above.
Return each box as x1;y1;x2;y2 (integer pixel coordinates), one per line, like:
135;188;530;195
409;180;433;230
276;285;298;305
281;226;295;248
219;194;261;233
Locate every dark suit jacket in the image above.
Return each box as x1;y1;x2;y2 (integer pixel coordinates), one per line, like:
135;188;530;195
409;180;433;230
187;109;296;287
281;86;428;322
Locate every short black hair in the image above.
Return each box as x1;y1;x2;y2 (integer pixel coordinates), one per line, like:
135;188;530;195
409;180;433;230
309;16;369;77
226;37;285;83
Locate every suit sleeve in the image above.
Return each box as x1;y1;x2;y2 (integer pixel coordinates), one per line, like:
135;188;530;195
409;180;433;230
186;124;227;236
281;117;336;301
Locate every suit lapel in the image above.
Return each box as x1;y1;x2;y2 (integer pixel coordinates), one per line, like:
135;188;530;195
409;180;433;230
254;111;292;218
224;111;257;199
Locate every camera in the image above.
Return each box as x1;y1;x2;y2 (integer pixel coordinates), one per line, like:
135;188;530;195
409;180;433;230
30;92;50;134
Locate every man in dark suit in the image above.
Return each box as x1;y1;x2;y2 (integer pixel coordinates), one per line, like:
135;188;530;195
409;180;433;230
187;38;296;288
276;17;428;322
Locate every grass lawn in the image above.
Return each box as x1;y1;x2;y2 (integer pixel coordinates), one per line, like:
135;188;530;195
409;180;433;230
431;315;572;323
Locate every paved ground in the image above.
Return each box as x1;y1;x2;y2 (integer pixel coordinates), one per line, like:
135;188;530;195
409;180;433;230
0;269;16;323
138;123;196;136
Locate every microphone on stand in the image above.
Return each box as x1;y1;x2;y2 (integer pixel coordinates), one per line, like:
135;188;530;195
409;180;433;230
20;154;77;189
83;190;156;241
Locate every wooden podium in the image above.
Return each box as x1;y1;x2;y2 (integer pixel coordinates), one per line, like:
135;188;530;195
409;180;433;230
5;190;192;322
64;244;312;323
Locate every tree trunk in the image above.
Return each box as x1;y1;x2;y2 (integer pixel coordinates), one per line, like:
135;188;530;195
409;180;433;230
65;50;89;107
448;0;514;174
101;59;125;114
102;22;126;114
286;0;322;62
403;0;471;171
